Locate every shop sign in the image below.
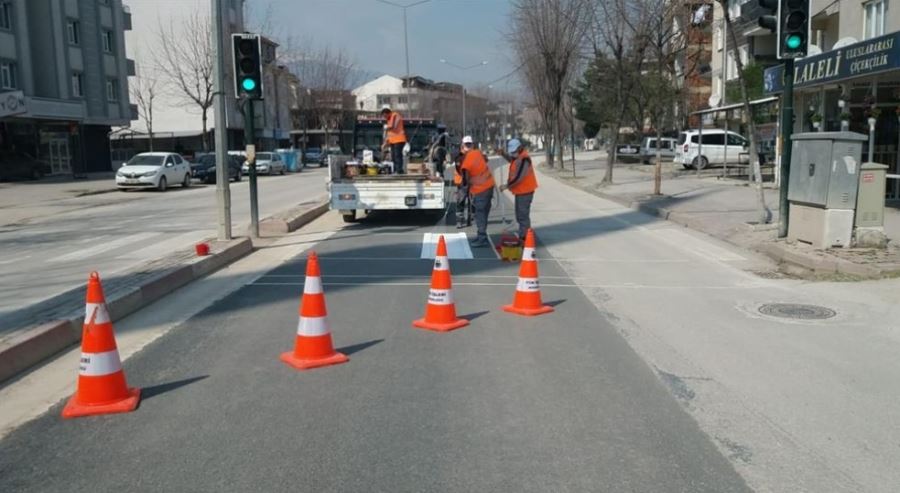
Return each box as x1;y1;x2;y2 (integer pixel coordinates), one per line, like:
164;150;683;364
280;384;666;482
0;91;27;118
764;31;900;94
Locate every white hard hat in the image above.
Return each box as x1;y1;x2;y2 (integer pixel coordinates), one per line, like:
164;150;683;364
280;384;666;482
381;104;392;112
462;135;474;145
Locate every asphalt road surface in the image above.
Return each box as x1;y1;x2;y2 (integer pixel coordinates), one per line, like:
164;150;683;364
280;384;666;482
0;169;327;317
0;203;749;492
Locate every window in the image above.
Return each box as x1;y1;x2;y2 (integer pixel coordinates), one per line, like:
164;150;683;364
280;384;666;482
0;2;12;30
715;26;723;51
0;61;16;89
702;134;725;145
67;20;79;45
106;78;119;102
727;134;746;146
72;72;83;97
376;95;391;107
102;30;113;53
863;0;886;39
99;0;110;5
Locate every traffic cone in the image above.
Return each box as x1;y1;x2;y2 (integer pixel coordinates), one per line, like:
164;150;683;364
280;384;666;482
503;229;554;317
413;235;469;332
62;272;141;419
280;252;349;370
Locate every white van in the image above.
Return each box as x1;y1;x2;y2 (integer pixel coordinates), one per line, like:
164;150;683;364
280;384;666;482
640;137;677;164
676;130;750;169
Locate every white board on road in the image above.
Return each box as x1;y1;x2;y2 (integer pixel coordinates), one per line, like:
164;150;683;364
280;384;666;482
420;233;473;259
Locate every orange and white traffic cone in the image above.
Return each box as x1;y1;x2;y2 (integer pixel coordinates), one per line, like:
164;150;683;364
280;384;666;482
280;252;349;370
62;272;141;419
503;229;554;317
413;235;469;332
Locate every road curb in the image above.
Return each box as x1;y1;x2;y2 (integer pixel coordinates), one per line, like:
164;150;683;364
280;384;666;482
0;238;253;384
258;200;329;235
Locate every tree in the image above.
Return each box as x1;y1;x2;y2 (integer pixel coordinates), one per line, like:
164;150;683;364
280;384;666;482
130;58;159;151
153;11;215;151
716;0;771;224
510;0;592;169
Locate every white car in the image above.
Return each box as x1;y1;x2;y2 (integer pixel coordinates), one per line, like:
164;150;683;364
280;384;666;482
116;152;192;191
241;152;286;175
676;130;750;169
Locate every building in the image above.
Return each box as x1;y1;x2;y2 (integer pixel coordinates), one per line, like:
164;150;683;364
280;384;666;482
759;0;900;196
674;0;715;129
0;0;135;176
290;89;357;152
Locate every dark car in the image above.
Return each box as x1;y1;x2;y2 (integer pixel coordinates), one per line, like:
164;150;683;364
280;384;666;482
191;154;242;183
304;147;322;167
0;151;47;181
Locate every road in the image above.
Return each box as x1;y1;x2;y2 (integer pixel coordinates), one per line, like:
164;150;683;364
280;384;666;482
0;202;749;492
0;168;328;317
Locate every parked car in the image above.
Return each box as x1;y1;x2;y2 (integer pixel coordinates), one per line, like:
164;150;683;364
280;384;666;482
303;147;323;167
675;130;750;169
640;137;677;164
116;152;192;191
241;152;285;175
0;151;47;181
191;154;242;184
319;146;343;167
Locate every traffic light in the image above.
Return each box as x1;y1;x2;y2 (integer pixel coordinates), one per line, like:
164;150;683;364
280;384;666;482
757;0;778;33
779;0;809;58
232;33;263;99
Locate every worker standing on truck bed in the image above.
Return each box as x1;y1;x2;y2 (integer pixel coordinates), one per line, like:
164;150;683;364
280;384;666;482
381;105;407;174
459;136;494;247
498;138;538;240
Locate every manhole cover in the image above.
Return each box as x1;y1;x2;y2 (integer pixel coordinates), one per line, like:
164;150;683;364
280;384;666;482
758;303;836;320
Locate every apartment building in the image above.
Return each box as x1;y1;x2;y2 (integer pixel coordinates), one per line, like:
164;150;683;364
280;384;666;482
0;0;134;175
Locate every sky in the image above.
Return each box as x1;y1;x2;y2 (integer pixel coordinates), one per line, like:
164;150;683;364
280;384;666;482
246;0;519;90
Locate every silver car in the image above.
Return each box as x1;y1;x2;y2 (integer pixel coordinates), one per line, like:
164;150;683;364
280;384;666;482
241;152;286;175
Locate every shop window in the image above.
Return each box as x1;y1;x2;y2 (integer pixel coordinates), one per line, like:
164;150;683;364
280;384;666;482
106;78;119;102
72;72;83;97
0;2;12;31
863;0;886;40
0;61;16;89
67;20;80;45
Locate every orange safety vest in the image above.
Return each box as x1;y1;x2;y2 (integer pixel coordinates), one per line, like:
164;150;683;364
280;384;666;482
386;112;407;144
508;150;538;195
460;150;494;195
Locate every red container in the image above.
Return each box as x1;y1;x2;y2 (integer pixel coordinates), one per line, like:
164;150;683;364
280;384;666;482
195;243;210;256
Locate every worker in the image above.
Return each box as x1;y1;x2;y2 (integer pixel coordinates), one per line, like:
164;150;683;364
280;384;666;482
452;143;470;229
459;136;494;247
381;105;407;174
428;123;450;177
498;138;538;240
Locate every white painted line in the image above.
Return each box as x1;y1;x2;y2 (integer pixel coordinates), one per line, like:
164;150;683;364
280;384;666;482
50;232;159;263
420;232;473;259
249;282;767;290
116;230;214;260
652;228;746;261
260;274;573;279
0;254;31;265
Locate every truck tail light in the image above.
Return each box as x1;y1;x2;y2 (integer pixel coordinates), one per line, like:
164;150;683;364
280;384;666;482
338;193;356;201
683;144;689;153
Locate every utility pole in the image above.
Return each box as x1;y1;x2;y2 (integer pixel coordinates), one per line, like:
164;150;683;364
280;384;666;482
211;0;231;240
376;0;431;117
778;58;794;238
244;98;260;238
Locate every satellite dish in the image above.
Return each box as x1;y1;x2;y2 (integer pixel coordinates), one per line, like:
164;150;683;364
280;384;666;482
807;45;822;55
832;37;858;49
708;94;721;108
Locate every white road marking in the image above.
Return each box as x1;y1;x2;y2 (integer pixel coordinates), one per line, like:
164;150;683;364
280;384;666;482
115;230;214;260
50;232;159;263
249;282;767;289
260;274;573;279
651;228;746;261
420;232;473;259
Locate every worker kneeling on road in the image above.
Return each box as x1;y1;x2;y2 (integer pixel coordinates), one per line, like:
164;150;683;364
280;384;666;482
381;105;407;174
459;136;494;247
498;138;538;240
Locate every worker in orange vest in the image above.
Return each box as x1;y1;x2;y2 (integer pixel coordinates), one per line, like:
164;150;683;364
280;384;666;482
459;136;495;247
498;138;538;240
452;143;471;229
381;105;407;174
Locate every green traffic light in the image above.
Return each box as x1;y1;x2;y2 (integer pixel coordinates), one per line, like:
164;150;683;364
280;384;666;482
242;78;257;91
785;34;802;50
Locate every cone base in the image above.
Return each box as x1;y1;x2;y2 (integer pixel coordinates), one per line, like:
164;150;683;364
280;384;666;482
503;304;554;317
280;351;348;371
61;387;141;419
412;317;469;332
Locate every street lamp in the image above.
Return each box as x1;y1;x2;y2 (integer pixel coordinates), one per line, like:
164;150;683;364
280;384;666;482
439;59;487;136
376;0;430;116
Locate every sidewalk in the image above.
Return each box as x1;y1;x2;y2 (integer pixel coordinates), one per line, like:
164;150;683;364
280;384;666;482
545;152;900;279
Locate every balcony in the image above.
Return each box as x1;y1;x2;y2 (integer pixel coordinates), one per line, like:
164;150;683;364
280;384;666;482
126;58;136;76
123;5;132;30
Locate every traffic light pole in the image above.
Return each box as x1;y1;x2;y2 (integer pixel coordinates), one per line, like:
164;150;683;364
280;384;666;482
211;0;231;240
243;98;260;238
778;58;794;238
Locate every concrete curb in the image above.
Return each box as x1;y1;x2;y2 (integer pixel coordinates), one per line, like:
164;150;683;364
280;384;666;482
258;200;329;235
0;238;253;384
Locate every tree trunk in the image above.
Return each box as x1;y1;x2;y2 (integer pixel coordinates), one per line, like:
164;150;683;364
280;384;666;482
201;109;209;152
148;127;154;152
654;124;663;195
604;129;618;184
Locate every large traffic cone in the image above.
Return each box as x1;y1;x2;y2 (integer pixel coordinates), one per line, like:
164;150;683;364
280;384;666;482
503;229;554;317
413;235;469;332
280;252;349;370
62;272;141;419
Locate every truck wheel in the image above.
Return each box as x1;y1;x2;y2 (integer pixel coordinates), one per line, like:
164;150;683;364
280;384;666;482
342;211;357;223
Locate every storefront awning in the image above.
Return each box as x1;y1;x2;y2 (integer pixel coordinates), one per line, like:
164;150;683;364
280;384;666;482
690;96;778;115
764;30;900;94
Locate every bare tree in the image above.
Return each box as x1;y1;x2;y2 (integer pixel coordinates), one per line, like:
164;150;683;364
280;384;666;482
153;11;215;151
511;0;592;169
717;0;771;224
130;57;159;151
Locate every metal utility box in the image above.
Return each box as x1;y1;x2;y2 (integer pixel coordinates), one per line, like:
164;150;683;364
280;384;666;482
856;162;888;228
787;132;866;249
